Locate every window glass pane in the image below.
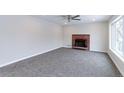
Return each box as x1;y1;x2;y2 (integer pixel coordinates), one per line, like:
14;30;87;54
111;23;116;50
111;16;124;57
116;18;124;55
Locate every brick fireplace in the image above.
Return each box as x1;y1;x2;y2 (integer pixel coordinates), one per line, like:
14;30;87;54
72;34;90;50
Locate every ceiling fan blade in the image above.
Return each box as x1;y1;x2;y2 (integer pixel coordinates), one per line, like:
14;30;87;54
72;19;81;20
72;15;80;19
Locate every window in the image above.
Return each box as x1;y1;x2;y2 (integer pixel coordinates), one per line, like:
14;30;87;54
110;16;124;57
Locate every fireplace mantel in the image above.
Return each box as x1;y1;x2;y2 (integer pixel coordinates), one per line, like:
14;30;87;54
72;34;90;50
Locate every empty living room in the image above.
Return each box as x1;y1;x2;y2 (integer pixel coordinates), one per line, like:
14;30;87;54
1;0;124;93
0;15;123;77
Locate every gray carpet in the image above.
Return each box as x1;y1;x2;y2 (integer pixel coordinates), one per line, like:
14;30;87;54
0;48;122;77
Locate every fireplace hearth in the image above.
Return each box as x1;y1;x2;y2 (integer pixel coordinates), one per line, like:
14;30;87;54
72;34;90;50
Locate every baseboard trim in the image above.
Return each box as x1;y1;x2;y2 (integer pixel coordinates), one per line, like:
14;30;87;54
107;50;124;76
0;47;62;68
63;46;107;53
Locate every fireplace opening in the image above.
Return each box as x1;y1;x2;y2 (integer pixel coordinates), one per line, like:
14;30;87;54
75;39;87;47
72;34;90;50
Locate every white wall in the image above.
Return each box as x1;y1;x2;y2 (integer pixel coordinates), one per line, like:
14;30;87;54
0;16;63;67
63;22;109;52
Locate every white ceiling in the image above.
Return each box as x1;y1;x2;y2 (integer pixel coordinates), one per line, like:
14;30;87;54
31;15;112;25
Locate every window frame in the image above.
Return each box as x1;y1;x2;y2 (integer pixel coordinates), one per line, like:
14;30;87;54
110;15;124;59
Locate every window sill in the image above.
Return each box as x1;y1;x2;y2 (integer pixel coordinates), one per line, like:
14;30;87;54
110;48;124;62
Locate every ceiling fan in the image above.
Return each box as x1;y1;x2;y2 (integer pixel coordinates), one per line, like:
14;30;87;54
62;15;81;22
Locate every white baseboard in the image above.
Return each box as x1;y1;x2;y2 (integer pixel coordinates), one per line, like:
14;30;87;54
63;45;72;48
0;47;62;68
107;50;124;76
63;46;107;53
